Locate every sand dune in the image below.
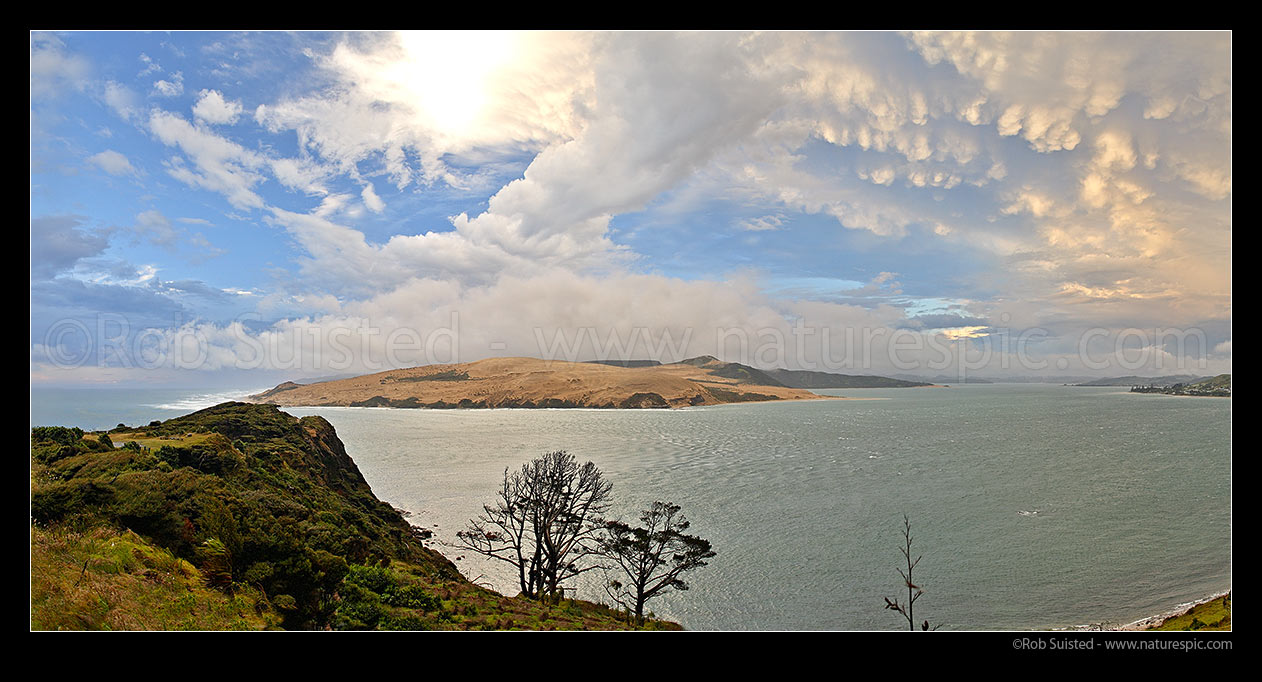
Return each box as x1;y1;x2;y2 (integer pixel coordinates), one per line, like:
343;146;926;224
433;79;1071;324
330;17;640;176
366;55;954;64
249;356;833;409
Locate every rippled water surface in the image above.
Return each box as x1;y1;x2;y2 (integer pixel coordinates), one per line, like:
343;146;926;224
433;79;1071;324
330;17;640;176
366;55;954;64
34;384;1231;630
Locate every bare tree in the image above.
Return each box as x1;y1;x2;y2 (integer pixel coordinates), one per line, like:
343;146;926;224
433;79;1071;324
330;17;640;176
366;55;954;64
457;466;538;597
458;451;612;602
883;514;940;630
599;501;715;625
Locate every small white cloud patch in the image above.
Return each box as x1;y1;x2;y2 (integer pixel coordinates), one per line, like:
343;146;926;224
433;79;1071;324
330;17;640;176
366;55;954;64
87;150;136;176
737;214;785;232
152;72;184;97
361;183;385;213
193;89;244;125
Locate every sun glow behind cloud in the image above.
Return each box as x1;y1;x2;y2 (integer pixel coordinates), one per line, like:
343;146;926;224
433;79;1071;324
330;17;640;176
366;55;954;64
365;32;513;143
30;31;1231;383
320;31;591;154
938;326;990;340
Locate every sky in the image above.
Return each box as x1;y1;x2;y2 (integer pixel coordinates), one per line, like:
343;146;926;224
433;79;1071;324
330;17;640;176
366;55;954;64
30;31;1231;386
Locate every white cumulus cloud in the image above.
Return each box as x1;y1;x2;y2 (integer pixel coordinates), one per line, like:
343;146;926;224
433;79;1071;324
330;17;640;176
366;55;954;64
193;89;244;125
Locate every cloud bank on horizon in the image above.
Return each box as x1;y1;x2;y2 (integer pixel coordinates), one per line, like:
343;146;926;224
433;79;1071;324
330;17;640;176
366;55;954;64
30;31;1231;384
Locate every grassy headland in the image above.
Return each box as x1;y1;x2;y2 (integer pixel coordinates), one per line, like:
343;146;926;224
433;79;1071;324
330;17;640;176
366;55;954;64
30;402;677;631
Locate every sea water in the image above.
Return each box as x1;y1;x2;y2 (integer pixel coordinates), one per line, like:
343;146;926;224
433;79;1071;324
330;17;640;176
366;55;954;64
31;383;1231;630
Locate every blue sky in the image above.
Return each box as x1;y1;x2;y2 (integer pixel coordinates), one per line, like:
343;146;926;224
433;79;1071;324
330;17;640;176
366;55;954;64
30;31;1231;384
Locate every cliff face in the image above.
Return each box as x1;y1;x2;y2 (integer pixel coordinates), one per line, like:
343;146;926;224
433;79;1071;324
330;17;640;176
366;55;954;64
31;403;675;630
135;403;435;530
32;402;456;629
250;356;831;409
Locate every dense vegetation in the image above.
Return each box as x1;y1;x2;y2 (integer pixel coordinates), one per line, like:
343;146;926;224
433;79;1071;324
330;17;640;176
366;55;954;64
31;402;676;631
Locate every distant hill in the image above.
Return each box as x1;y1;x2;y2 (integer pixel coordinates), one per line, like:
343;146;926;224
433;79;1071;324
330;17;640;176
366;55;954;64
1190;374;1232;392
585;359;663;368
890;374;993;384
677;357;788;387
250;356;830;409
1076;375;1208;387
584;359;930;388
1130;374;1230;397
765;368;933;389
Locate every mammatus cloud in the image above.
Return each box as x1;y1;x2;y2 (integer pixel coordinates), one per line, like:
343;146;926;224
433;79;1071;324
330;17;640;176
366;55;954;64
128;32;1232;304
904;32;1230;152
31;31;1231;383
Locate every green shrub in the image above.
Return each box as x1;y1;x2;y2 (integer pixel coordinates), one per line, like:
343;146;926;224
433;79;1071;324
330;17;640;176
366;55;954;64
31;480;115;524
243;561;274;584
31;426;84;445
344;563;397;595
385;584;439;611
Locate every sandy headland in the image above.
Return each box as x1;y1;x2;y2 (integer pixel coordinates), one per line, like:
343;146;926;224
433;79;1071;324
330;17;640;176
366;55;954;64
248;356;845;409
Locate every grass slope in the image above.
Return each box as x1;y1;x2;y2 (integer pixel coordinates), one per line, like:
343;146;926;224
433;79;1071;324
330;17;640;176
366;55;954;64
31;525;279;630
31;403;675;631
1147;594;1231;631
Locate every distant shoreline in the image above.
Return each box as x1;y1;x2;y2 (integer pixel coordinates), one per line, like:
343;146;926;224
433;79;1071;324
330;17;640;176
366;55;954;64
1094;592;1232;631
1129;392;1231;399
1120;592;1231;631
1054;591;1231;632
252;392;885;411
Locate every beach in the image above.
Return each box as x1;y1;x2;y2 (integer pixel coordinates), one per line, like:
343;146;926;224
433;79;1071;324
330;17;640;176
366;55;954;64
1061;592;1232;631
